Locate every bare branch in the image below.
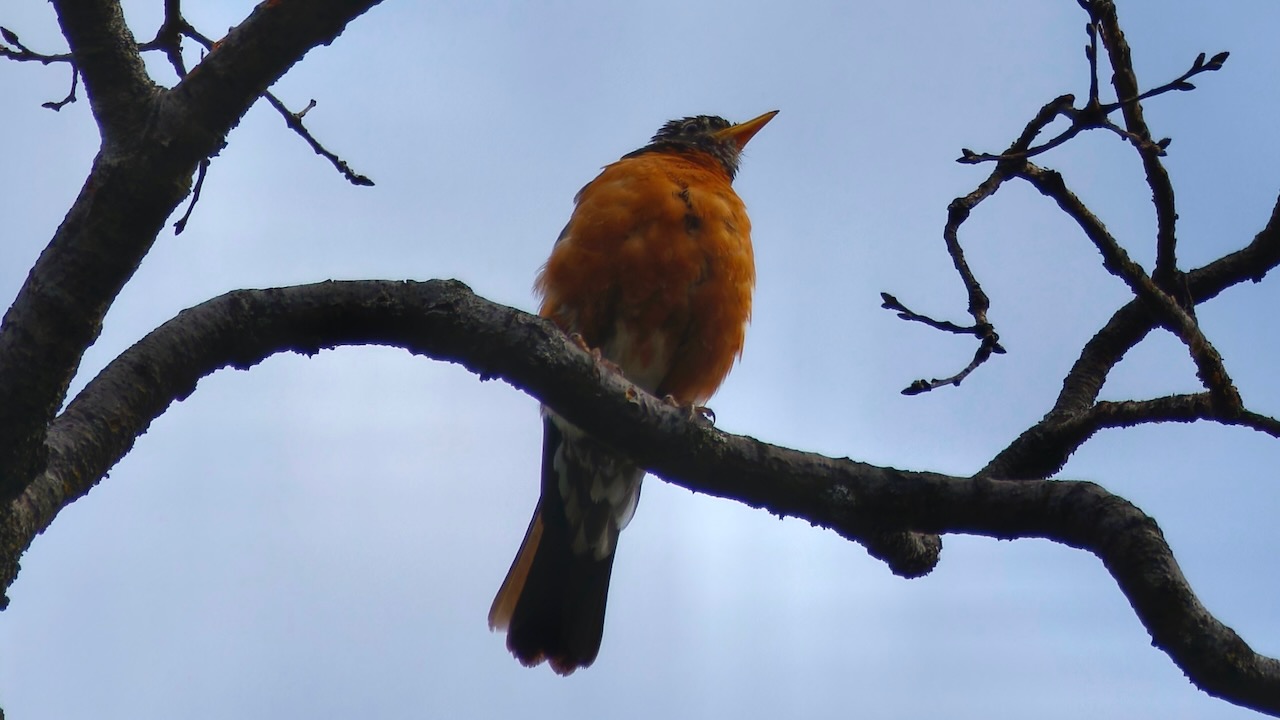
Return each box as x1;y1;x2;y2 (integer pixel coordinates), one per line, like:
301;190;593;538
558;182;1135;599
956;47;1225;170
0;26;70;64
983;394;1279;481
183;25;375;186
1085;18;1099;103
40;63;79;111
48;0;157;138
1092;396;1280;437
263;94;375;186
0;0;385;502
10;281;934;595
881;292;1006;396
1014;162;1242;413
1100;50;1229;112
956;93;1076;164
0;26;74;63
891;94;1083;393
981;195;1280;481
880;292;1000;340
1186;193;1280;296
172;158;209;234
1089;0;1182;289
959;7;1226;205
901;337;1003;396
136;0;191;78
2;279;1275;714
0;25;80;110
936;2;1239;428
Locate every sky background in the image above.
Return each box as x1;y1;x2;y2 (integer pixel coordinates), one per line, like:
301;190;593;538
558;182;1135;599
3;1;1280;718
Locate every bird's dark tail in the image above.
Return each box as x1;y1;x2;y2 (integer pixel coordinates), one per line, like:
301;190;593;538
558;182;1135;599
488;418;619;675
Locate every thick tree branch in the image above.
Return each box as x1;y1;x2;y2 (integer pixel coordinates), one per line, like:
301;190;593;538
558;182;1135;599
1;279;1276;714
48;0;155;139
0;0;382;503
1188;193;1280;295
4;280;938;596
982;394;1279;480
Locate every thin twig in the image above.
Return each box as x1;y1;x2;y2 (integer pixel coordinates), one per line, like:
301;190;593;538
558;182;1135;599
884;286;1005;395
1100;50;1230;114
41;64;79;111
261;93;375;186
0;27;74;64
902;336;1003;396
184;26;374;187
137;0;191;78
1086;19;1100;104
173;158;209;235
881;293;993;337
1;26;80;110
890;95;1077;395
958;8;1227;175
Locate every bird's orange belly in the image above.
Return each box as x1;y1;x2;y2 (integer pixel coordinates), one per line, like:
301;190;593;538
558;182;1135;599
538;155;756;405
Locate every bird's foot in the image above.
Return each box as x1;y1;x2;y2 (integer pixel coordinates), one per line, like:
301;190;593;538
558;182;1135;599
569;333;623;376
661;395;716;425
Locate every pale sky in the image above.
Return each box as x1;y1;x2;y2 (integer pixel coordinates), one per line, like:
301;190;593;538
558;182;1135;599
3;1;1279;718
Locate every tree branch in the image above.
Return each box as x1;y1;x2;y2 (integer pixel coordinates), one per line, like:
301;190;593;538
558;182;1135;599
137;0;189;78
168;0;383;165
1015;162;1242;413
1091;396;1280;437
0;26;74;63
1187;193;1280;296
180;24;376;186
4;280;937;592
48;0;155;138
1;279;1276;714
882;96;1077;393
261;93;375;186
980;194;1280;480
982;394;1279;480
0;0;383;502
1088;0;1183;289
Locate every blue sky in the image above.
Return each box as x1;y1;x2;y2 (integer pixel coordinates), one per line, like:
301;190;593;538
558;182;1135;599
3;1;1279;717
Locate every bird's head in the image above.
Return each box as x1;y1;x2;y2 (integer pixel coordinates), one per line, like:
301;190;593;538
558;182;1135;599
629;110;778;179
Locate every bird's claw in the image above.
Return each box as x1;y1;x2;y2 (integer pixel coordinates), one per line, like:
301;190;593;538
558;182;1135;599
661;395;716;425
569;333;623;376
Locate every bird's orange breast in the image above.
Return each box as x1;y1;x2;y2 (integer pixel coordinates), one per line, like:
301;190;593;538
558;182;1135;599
536;151;755;405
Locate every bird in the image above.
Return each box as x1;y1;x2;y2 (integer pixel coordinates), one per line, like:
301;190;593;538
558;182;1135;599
487;110;778;675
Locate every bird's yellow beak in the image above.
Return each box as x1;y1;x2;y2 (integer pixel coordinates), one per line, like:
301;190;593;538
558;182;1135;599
715;110;779;149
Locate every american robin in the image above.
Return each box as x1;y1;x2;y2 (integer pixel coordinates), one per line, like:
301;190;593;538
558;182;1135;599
488;110;778;674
